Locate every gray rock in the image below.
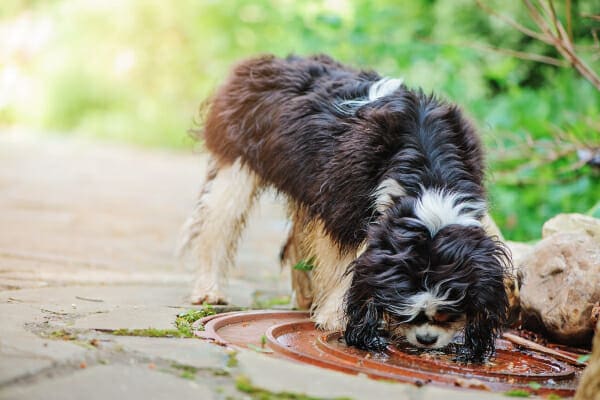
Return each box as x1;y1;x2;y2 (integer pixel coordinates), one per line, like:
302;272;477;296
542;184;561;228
0;365;213;400
542;213;600;242
520;233;600;346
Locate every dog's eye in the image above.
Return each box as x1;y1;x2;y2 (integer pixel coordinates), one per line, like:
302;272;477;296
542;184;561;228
433;313;461;323
432;313;449;322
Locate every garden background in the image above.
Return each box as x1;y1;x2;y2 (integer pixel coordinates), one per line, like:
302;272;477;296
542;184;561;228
1;0;599;241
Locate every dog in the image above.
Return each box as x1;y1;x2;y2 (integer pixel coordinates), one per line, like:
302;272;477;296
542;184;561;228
178;54;514;361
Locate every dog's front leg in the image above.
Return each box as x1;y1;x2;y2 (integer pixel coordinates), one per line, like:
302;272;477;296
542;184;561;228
177;158;260;304
312;271;353;331
306;225;358;331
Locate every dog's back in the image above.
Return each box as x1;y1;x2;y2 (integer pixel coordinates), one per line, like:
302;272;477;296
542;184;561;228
201;54;485;250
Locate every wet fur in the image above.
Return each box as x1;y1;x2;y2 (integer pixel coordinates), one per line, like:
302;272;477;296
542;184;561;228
184;54;511;361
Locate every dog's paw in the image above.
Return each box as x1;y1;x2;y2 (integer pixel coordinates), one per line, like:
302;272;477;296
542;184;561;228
363;335;388;351
344;331;388;351
190;291;228;305
313;310;345;332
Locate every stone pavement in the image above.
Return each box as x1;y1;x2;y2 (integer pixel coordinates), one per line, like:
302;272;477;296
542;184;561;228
0;132;507;399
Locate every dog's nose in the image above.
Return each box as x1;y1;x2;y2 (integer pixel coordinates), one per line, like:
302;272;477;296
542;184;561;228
416;334;438;346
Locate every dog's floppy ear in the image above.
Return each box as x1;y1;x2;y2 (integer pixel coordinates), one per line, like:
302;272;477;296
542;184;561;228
462;237;511;361
344;265;387;350
344;286;387;350
463;307;502;362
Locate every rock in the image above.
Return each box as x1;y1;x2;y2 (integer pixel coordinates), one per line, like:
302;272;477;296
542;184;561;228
519;233;600;346
575;320;600;400
542;213;600;242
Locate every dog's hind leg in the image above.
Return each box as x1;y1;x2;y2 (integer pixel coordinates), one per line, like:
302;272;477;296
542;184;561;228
177;157;261;304
280;215;314;310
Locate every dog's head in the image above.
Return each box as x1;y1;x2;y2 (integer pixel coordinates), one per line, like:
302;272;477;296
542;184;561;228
344;195;511;361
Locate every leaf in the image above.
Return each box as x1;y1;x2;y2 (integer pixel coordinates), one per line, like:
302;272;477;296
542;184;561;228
293;258;315;271
577;354;591;363
528;382;542;390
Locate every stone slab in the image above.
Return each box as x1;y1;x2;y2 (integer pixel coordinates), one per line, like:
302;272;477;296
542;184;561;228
0;304;87;385
0;365;213;400
1;280;283;314
0;285;191;312
110;336;228;370
235;349;507;400
72;306;179;331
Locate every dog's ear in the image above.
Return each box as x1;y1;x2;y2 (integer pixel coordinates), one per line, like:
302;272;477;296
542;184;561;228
462;237;511;361
344;291;387;351
463;307;502;362
344;257;387;351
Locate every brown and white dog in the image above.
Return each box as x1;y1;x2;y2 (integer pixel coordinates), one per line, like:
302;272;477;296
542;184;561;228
178;54;514;361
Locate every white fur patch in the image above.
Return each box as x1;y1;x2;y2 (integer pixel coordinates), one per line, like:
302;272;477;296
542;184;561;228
368;77;404;101
414;188;485;236
390;278;466;320
336;77;404;113
373;178;406;212
392;283;466;348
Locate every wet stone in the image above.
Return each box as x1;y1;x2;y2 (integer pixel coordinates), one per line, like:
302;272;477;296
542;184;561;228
110;336;229;370
0;365;213;400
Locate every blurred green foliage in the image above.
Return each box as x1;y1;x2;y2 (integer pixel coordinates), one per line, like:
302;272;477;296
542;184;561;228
1;0;599;240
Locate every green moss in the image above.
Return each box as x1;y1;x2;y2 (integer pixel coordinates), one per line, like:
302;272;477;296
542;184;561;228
172;363;198;380
227;352;239;368
109;305;217;338
48;330;77;341
235;375;352;400
175;304;216;334
110;328;190;338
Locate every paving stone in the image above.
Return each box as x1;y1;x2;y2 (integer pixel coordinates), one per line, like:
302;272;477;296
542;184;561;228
0;285;191;312
110;337;229;370
1;280;284;314
0;133;289;293
0;355;52;385
0;365;214;400
0;304;86;385
235;349;507;400
71;306;180;331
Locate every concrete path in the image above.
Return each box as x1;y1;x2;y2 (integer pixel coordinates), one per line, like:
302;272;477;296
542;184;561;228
0;132;505;399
